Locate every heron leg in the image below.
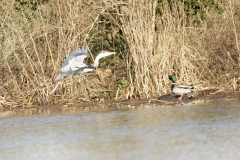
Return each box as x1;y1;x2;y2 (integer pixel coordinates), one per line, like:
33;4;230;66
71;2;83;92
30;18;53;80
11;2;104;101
49;81;62;95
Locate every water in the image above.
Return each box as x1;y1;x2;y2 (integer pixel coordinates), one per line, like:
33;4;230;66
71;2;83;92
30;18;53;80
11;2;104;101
1;101;240;160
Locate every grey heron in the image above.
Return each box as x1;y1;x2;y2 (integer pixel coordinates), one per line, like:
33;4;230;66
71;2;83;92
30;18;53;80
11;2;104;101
50;46;116;94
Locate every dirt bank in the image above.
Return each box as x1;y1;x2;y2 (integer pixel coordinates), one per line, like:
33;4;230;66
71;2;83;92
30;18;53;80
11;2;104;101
1;91;240;118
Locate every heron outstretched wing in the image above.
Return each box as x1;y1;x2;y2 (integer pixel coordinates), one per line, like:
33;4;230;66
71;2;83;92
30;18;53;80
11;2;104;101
60;46;89;72
52;46;117;94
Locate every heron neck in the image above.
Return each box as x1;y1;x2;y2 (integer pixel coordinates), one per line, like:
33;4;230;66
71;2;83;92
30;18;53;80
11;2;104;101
92;56;102;68
92;61;99;68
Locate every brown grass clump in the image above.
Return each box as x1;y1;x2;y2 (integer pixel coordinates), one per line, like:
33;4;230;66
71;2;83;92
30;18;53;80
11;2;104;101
118;0;240;98
0;0;120;106
0;0;240;107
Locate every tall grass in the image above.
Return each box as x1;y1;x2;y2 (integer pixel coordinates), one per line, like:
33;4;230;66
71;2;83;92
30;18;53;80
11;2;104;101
0;0;120;106
0;0;239;106
118;0;240;98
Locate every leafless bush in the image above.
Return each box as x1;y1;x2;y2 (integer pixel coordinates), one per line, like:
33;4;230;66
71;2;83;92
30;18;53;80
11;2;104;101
0;0;120;106
118;0;240;98
0;0;239;106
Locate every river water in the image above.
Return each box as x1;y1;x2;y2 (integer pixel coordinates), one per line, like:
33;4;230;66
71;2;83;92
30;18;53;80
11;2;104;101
1;101;240;160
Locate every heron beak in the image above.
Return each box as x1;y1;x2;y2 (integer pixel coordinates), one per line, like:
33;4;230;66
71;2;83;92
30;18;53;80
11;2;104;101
109;52;117;55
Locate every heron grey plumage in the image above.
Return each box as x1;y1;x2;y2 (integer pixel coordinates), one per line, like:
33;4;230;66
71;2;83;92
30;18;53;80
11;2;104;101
55;46;116;81
59;46;89;74
50;46;116;95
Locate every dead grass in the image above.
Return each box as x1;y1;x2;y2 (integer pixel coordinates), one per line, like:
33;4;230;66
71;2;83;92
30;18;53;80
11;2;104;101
118;0;240;98
0;0;120;106
0;0;239;107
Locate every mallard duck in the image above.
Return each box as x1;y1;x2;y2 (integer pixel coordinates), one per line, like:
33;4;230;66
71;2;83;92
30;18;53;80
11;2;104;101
169;75;195;103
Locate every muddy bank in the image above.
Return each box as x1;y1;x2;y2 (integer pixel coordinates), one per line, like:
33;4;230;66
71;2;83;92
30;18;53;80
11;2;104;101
1;91;240;118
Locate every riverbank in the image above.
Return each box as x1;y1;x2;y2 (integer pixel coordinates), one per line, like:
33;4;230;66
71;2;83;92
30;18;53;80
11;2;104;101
1;1;240;106
1;91;240;118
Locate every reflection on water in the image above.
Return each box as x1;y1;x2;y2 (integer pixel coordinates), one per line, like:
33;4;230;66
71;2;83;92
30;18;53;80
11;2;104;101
1;101;240;160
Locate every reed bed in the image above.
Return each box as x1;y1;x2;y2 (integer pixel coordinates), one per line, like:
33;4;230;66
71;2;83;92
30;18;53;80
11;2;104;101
0;0;239;107
118;0;240;98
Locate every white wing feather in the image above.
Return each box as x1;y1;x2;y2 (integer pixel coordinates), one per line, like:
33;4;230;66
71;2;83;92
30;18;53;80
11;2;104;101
60;46;89;72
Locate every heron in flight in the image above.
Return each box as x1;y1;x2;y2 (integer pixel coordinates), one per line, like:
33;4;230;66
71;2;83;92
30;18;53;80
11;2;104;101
50;46;116;94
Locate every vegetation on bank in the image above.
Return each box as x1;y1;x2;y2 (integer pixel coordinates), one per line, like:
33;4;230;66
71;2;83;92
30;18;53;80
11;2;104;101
0;0;239;107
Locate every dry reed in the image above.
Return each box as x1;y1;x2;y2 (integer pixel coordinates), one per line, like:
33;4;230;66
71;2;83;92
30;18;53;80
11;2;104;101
0;0;239;107
118;0;240;98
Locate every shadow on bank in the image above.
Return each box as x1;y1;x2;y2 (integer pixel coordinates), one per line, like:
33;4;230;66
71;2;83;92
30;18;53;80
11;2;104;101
1;90;240;118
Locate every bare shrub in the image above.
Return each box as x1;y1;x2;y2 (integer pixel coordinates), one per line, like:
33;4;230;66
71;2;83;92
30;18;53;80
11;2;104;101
0;0;239;106
0;0;120;106
117;0;240;98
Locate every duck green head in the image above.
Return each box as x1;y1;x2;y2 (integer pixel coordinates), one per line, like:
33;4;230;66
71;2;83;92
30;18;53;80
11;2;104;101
169;75;176;83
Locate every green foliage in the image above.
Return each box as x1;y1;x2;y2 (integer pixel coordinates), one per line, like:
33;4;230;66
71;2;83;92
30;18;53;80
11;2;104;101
87;11;126;69
117;79;128;91
88;14;124;54
183;0;224;26
14;0;49;10
156;0;225;26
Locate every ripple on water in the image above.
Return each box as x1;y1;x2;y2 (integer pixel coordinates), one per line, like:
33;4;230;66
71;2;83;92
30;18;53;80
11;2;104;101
0;101;240;160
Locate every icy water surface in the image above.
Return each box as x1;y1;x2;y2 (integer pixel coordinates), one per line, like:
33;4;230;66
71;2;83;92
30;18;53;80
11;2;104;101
1;101;240;160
